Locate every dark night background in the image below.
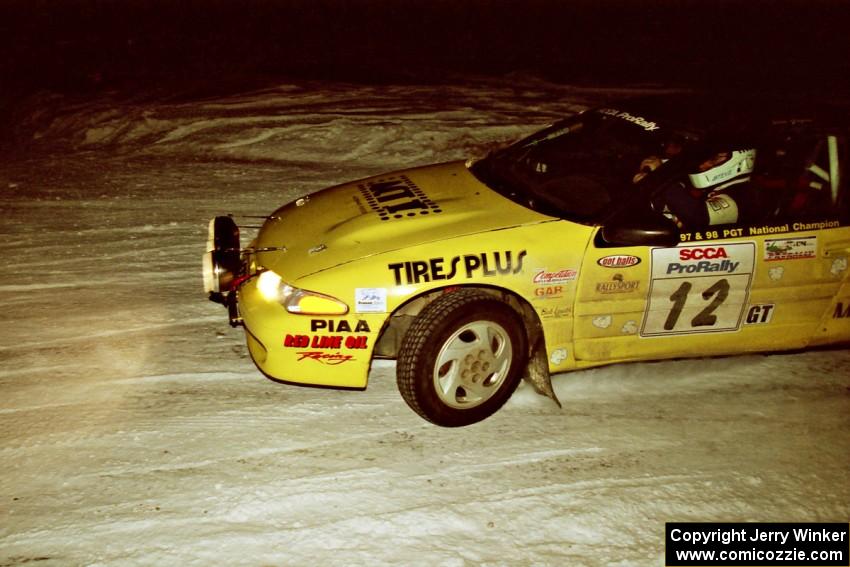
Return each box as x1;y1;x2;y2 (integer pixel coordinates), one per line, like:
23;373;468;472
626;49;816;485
2;0;850;150
2;0;850;98
2;3;850;561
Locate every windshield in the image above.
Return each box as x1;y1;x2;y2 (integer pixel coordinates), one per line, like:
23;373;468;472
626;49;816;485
471;108;689;223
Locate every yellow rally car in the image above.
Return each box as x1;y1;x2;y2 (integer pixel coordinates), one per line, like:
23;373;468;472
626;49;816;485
204;93;850;427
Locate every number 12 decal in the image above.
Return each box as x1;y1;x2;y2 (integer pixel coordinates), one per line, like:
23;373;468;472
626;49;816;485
663;278;730;330
642;243;755;337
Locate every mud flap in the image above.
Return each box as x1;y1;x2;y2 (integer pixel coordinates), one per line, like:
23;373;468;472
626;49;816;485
522;339;562;408
226;291;242;327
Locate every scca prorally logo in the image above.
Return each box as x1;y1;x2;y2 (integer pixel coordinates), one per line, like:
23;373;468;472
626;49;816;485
667;246;740;275
597;255;641;268
679;246;728;261
650;242;755;281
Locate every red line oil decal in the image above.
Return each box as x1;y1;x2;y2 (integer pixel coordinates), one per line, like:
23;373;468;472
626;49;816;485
285;335;369;349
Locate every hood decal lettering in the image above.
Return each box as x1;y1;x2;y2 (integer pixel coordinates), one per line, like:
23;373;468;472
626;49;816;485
359;176;442;221
388;250;526;285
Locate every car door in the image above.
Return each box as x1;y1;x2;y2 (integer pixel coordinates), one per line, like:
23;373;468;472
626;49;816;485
573;230;762;365
573;128;850;365
773;130;850;346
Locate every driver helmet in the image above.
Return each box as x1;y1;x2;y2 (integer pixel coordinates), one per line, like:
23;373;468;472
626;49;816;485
688;148;756;190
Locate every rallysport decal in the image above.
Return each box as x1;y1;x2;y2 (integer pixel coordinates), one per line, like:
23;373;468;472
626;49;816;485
641;243;755;337
358;176;442;221
596;274;639;294
388;250;526;285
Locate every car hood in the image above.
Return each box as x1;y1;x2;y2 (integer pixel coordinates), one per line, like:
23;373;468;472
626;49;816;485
254;160;555;281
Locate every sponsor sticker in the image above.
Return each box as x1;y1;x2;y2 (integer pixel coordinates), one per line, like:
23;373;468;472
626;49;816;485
311;319;371;333
388;250;526;285
285;334;368;349
539;306;571;319
358;175;442;221
597;254;641;268
745;304;775;325
534;285;563;299
764;236;817;262
598;108;660;131
295;352;355;365
355;288;387;313
596;274;639;294
651;244;755;279
642;243;756;337
533;268;577;285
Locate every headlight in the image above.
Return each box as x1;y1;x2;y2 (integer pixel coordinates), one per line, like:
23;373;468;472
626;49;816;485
256;270;349;315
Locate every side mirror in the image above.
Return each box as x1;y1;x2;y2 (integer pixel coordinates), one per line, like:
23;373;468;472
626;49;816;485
600;220;680;247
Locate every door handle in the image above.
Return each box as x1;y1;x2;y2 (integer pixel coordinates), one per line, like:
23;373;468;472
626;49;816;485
823;238;850;257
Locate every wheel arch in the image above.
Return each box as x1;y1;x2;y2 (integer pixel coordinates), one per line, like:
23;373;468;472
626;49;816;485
374;284;560;405
374;284;541;358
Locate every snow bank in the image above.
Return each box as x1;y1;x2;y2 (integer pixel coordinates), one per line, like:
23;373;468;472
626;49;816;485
1;78;847;567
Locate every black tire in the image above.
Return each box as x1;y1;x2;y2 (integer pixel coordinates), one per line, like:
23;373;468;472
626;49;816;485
397;289;527;427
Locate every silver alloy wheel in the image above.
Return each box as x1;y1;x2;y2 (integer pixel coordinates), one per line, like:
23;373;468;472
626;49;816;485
433;320;513;409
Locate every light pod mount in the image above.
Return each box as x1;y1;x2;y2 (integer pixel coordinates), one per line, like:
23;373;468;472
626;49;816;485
203;215;242;303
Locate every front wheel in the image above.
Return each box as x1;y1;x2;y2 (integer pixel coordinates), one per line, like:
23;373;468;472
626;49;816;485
397;289;527;427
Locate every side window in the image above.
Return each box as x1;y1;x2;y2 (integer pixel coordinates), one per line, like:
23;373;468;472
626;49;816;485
753;132;846;222
838;137;850;223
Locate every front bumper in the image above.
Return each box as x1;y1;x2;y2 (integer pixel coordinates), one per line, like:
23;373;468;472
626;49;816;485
203;215;376;389
236;277;378;389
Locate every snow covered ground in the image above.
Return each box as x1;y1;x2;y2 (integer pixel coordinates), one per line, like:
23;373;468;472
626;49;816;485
1;79;848;566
